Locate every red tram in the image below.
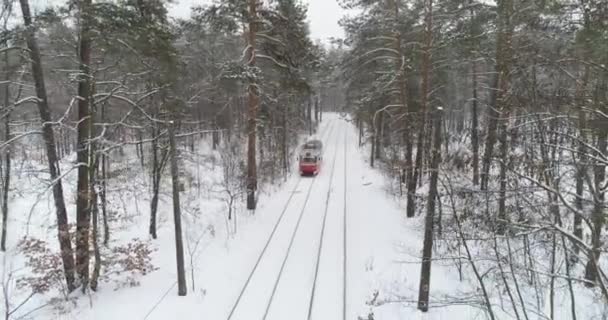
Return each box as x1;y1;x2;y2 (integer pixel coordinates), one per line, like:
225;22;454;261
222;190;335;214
298;139;323;176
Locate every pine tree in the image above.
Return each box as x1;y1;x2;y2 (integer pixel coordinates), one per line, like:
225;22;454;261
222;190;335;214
18;0;76;292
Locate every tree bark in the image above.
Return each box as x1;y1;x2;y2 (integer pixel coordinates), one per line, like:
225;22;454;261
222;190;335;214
374;110;382;160
150;130;159;239
480;0;513;191
471;59;480;186
246;0;259;210
314;96;319;123
75;0;93;291
101;152;109;246
573;66;589;257
585;127;607;286
282;102;288;174
18;0;76;292
407;0;433;218
417;107;442;312
212;127;220;150
0;114;9;253
496;115;509;233
388;0;414;212
100;104;109;246
319;95;323;122
137;131;145;168
307;98;312;136
168;120;187;296
89;152;101;291
1;48;10;252
149;126;167;240
370;120;376;168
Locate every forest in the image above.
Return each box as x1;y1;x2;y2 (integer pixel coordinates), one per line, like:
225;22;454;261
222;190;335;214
0;0;607;319
342;0;607;317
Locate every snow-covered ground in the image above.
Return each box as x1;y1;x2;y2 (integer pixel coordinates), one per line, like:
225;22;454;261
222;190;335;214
3;112;604;320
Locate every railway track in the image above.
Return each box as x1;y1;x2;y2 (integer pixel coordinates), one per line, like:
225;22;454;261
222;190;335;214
226;120;338;320
304;120;349;320
261;121;343;320
305;124;343;320
259;120;348;320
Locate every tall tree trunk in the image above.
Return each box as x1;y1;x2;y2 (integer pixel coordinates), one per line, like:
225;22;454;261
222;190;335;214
149;126;167;240
314;97;319;123
75;0;93;291
137;131;145;168
417;107;443;312
100;104;109;246
63;128;70;158
18;0;76;292
282;103;288;174
88;84;101;291
319;95;323;122
480;0;513;191
585;126;607;286
149;130;159;239
246;0;259;210
89;151;101;291
168;120;187;296
573;66;589;257
496;115;509;233
1;113;9;253
212;126;220;150
375;110;382;160
370;126;375;168
389;0;413;212
101;152;109;246
1;48;10;252
307;98;312;136
258;118;265;182
471;59;480;186
407;0;433;218
90;174;101;291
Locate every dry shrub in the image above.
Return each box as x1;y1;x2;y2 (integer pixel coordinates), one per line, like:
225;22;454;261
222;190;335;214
16;237;63;294
102;239;157;290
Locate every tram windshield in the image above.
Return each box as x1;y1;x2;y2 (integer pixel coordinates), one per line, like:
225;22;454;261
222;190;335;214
301;156;317;163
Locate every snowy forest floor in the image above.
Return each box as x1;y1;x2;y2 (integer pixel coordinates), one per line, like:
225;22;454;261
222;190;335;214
1;113;605;319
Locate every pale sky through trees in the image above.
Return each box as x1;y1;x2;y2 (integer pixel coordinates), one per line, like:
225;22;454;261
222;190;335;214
167;0;346;42
37;0;345;42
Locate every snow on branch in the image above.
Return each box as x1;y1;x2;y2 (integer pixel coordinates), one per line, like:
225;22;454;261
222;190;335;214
256;54;288;69
257;33;285;45
14;96;41;106
0;46;26;54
